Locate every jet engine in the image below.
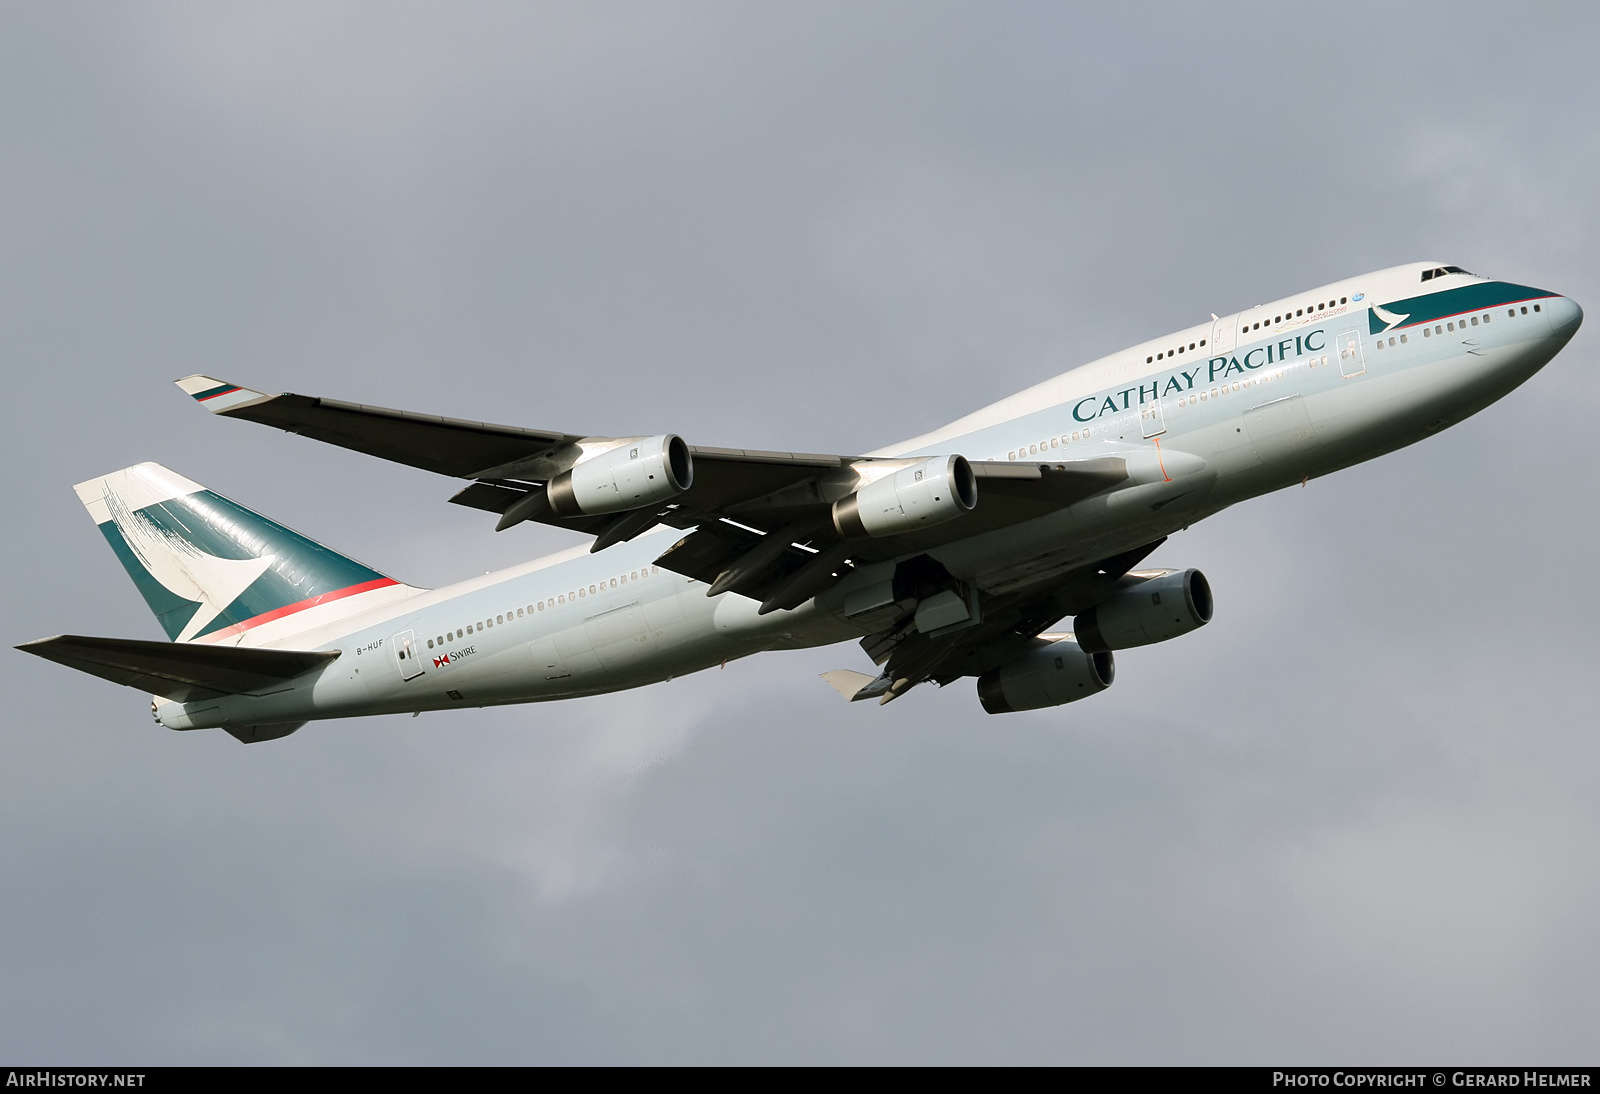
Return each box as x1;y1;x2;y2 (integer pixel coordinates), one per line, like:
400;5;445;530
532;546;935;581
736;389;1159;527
547;435;694;517
832;455;977;538
1073;568;1212;653
976;637;1115;714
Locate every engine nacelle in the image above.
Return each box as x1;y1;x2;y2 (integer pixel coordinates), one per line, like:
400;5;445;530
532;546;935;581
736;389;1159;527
832;455;977;538
548;435;693;517
1073;568;1212;653
976;638;1115;714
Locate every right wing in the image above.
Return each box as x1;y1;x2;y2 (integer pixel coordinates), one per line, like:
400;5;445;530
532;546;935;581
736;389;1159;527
176;375;1132;611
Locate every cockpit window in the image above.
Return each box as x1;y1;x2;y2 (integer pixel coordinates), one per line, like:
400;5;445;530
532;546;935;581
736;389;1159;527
1421;265;1473;281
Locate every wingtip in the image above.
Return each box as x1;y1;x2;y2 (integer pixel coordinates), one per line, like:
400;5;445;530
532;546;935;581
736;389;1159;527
820;669;876;701
173;375;269;413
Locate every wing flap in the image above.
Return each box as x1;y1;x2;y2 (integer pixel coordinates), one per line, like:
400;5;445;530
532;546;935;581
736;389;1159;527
17;635;340;704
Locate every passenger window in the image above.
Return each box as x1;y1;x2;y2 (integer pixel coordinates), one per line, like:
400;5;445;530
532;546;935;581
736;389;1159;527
1521;306;1528;314
1508;309;1516;318
1389;337;1396;346
610;578;618;588
1340;296;1347;304
1534;304;1541;312
1447;322;1454;331
1436;325;1442;334
427;638;434;648
1399;334;1407;343
1423;328;1431;338
1470;316;1478;326
1482;313;1490;323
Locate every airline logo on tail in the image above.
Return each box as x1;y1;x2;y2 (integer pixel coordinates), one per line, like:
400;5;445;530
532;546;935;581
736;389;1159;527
78;463;404;644
100;486;274;642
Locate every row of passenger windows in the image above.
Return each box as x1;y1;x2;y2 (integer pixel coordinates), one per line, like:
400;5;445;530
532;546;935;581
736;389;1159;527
1372;304;1539;350
1145;338;1207;364
1007;428;1093;460
1240;296;1351;337
1165;365;1297;410
424;565;663;650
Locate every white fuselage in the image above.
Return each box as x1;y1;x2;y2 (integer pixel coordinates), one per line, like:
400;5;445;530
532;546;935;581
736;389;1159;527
158;263;1582;731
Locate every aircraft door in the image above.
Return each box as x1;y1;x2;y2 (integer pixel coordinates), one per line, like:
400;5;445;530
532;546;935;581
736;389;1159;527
1243;395;1320;464
529;639;570;680
392;630;425;681
585;602;658;670
1337;329;1366;378
1139;397;1167;438
1211;314;1238;355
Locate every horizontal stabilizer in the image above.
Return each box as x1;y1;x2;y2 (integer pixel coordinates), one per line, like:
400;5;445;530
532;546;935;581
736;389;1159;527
16;635;339;704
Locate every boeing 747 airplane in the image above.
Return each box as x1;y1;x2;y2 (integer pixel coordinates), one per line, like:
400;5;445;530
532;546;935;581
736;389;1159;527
19;262;1582;742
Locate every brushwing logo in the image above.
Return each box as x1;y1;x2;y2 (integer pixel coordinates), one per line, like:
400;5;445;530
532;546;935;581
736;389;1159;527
1370;302;1410;331
103;487;272;642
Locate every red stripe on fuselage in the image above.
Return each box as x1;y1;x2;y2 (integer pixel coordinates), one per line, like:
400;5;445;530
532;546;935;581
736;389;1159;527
192;577;400;643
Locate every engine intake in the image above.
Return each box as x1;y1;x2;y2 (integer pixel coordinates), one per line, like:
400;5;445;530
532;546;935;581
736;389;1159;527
1074;568;1212;653
977;638;1115;714
833;455;977;538
548;435;693;517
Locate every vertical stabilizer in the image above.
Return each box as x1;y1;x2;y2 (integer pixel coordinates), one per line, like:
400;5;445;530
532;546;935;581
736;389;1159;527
75;463;418;645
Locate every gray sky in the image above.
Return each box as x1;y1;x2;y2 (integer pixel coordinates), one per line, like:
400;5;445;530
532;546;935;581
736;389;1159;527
3;1;1597;1064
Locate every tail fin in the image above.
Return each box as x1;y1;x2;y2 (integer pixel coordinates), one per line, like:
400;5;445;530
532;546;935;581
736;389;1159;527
75;462;417;645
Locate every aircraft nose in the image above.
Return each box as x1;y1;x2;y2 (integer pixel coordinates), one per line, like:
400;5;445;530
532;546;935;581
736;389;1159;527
1545;295;1583;335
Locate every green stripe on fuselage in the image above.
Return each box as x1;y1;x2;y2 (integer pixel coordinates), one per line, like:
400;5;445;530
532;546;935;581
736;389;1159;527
1369;281;1555;335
